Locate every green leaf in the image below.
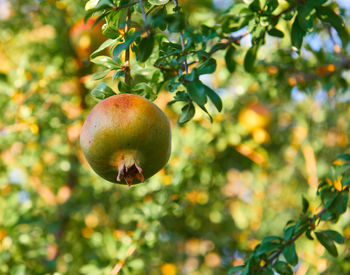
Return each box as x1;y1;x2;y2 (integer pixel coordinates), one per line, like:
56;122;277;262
249;0;261;12
91;56;121;69
185;81;207;107
135;34;155;62
319;230;344;244
148;0;169;5
337;154;350;161
225;46;236;73
112;70;124;81
87;0;114;11
302;196;309;213
231;3;250;15
256;237;282;256
197;58;217;75
283;243;298;266
316;6;349;45
320;188;337;208
332;192;348;214
291;16;306;49
306;228;314;240
311;0;327;6
268;28;284;38
261;267;274;275
228;265;244;275
113;31;142;59
297;5;316;32
273;261;293;275
91;39;117;59
102;24;120;39
315;231;338;256
118;81;129;93
266;0;278;13
283;226;295;241
244;45;258;72
91;70;111;81
204;85;222;112
252;24;265;41
91;83;115;100
178;103;195;124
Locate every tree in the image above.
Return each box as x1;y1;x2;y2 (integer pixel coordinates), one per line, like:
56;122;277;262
0;0;349;274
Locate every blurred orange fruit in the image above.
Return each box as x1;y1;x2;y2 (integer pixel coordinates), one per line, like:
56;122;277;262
238;102;271;132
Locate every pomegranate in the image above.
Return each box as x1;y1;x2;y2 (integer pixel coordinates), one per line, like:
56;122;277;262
80;94;171;186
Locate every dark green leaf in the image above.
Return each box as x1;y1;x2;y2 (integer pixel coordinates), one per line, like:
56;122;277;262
297;6;316;32
91;39;116;59
249;0;261;12
319;230;344;244
337;154;350;161
244;45;258;72
91;83;115;100
316;6;349;45
135;34;155;62
283;243;298;266
273;261;293;275
228;265;244;275
302;196;309;213
91;70;111;81
118;81;129;93
306;228;314;240
268;28;284;38
113;31;142;59
225;46;236;73
333;192;348;214
183;70;197;82
284;226;295;241
291;16;306;49
266;0;278;13
102;24;120;39
320;188;337;208
315;231;338;256
204;85;222;112
256;237;282;256
197;58;217;75
178;103;195;124
185;81;207;107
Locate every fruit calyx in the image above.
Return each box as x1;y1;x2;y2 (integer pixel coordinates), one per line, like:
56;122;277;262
113;153;145;186
117;161;145;187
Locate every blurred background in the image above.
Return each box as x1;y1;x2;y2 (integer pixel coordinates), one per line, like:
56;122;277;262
1;0;350;274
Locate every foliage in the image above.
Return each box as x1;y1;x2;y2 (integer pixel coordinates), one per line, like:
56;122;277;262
1;0;350;274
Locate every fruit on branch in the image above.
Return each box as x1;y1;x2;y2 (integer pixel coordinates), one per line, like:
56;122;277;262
80;94;171;186
69;18;106;60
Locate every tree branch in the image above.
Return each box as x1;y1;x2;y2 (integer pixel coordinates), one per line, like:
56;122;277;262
173;0;189;74
256;192;342;273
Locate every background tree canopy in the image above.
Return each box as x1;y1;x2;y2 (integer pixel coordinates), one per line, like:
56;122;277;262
1;0;350;274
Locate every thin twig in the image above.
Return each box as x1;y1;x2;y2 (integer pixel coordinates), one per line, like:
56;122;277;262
209;32;249;56
113;1;138;11
173;0;189;74
125;8;132;86
139;0;150;36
